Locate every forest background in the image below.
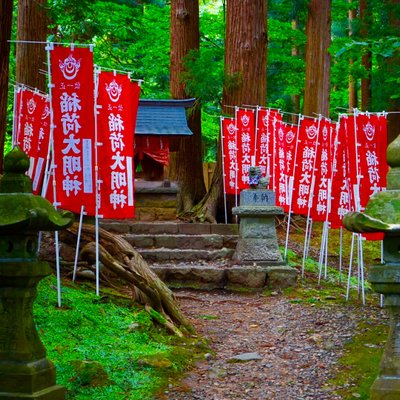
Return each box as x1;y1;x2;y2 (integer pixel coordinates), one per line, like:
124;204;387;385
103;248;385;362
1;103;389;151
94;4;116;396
1;0;400;221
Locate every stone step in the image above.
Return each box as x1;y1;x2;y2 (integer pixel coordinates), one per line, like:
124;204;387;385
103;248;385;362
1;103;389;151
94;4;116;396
137;248;235;263
149;263;298;291
101;221;239;236
123;234;238;250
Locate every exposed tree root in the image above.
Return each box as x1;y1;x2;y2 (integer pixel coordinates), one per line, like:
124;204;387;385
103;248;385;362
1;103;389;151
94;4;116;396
61;223;195;336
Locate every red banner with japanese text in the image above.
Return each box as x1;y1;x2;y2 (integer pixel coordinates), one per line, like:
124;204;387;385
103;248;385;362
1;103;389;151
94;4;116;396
347;112;387;240
290;117;320;216
49;44;96;214
310;118;334;222
329;115;354;228
14;87;51;195
97;71;140;219
221;117;238;195
347;112;388;211
235;108;256;190
273;119;298;212
255;107;282;182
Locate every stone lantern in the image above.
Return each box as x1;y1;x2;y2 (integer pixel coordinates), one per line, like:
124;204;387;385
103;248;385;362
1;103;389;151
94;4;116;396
343;134;400;399
0;147;74;399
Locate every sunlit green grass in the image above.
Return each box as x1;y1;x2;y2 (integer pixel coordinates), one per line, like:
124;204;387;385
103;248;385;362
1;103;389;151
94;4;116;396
34;276;202;400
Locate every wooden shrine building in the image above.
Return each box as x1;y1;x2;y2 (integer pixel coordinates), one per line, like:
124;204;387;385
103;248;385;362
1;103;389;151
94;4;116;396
133;97;195;220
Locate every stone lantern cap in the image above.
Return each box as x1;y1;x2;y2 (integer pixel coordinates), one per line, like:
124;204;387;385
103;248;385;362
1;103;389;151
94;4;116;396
0;146;74;234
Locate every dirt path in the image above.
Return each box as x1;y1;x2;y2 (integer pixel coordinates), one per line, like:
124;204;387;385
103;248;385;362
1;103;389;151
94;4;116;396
162;290;385;400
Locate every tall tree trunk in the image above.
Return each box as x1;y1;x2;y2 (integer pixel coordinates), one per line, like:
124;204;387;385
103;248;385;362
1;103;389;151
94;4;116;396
16;0;48;92
291;18;300;124
387;0;400;144
191;0;268;223
348;0;358;110
303;0;331;117
0;0;13;173
170;0;206;214
360;0;372;111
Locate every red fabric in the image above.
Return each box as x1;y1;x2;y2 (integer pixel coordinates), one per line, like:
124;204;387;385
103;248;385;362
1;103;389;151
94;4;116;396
255;107;282;180
15;87;51;195
135;136;169;166
221;117;238;195
290;117;320;216
273;119;298;212
310;118;335;222
97;72;140;219
49;45;96;215
235;108;256;190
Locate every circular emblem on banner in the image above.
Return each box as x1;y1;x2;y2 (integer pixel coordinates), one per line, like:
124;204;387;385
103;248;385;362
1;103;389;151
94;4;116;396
278;127;284;141
241;113;250;127
262;114;268;127
59;54;81;80
322;126;328;140
27;98;37;114
106;80;123;103
363;121;375;141
227;123;236;135
306;125;318;140
286;129;295;144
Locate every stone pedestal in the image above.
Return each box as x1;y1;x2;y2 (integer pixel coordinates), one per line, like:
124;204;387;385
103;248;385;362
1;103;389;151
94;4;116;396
232;190;297;289
368;264;400;400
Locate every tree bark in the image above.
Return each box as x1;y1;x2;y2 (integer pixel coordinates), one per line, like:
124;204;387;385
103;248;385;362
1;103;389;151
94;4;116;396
170;0;206;214
303;0;331;117
62;223;195;335
190;0;268;223
16;0;48;91
360;0;372;111
348;0;358;110
0;0;13;173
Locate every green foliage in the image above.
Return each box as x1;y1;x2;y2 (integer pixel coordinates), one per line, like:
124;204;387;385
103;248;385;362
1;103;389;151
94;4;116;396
33;276;202;399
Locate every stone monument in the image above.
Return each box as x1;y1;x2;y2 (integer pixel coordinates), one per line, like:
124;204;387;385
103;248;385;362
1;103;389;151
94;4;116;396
343;133;400;399
0;147;74;399
232;167;297;289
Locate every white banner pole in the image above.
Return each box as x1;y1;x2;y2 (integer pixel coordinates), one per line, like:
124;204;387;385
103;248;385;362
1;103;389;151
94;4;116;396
72;205;85;281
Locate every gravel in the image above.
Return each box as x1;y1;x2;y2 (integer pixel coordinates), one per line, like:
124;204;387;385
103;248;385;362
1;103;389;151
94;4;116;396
163;289;387;400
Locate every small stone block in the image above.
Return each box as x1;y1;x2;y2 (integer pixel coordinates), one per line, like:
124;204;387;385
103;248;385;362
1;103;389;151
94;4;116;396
211;224;239;235
370;376;400;400
226;266;267;288
239;189;275;206
265;266;298;289
178;223;211;235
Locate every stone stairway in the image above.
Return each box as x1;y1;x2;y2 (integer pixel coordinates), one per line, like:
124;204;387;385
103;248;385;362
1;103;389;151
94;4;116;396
100;221;250;290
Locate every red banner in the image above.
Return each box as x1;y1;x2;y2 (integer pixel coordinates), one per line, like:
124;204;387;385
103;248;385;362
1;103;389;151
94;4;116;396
290;117;320;216
310;118;334;222
97;71;140;219
221;117;238;195
235;108;256;190
273;119;298;212
255;108;282;180
14;87;51;195
49;45;96;214
329;115;354;228
348;112;388;211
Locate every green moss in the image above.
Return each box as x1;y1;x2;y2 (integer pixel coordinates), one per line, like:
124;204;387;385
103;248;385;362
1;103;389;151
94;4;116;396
33;275;205;400
328;321;388;399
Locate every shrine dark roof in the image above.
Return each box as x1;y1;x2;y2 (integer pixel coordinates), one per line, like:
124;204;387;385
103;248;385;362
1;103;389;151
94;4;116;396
135;98;195;136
